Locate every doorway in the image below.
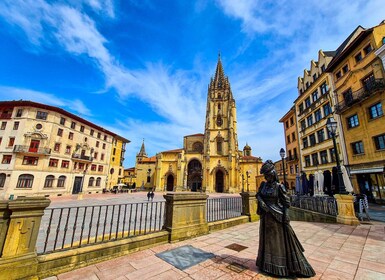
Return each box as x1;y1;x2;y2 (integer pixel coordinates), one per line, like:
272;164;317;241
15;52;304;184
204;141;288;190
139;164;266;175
215;170;224;193
29;140;40;153
72;176;83;194
166;175;174;191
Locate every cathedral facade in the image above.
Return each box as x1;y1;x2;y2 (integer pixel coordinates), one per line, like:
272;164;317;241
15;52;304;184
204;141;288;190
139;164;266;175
135;56;263;193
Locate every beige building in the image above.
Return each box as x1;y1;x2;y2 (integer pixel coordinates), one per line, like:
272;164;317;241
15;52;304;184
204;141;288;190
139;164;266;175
326;21;385;203
134;56;263;193
0;100;129;199
107;136;130;189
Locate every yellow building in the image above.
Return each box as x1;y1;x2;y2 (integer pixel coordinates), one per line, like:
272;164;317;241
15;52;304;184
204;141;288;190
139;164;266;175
0;100;129;198
122;167;136;187
279;106;300;193
135;56;263;193
107;136;130;189
326;21;385;203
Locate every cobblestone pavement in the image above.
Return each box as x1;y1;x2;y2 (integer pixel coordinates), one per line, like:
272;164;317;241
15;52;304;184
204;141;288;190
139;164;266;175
42;193;385;280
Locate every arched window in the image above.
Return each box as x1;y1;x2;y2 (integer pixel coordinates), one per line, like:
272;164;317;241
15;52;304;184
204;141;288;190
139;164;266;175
217;140;222;154
192;142;203;153
88;177;94;187
17;174;34;188
96;177;101;187
44;175;55;188
57;176;66;188
0;173;6;188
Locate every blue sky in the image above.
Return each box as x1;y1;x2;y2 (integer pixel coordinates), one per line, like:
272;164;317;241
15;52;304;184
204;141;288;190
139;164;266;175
0;1;384;167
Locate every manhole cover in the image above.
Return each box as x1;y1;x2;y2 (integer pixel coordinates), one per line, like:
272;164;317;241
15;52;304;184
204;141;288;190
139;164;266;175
225;243;248;252
227;262;247;273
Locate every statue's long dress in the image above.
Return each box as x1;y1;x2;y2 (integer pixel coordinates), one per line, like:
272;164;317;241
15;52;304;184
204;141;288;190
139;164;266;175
256;182;315;277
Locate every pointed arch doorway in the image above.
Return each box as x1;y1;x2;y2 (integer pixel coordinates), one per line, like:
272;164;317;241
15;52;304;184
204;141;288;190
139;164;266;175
187;159;202;192
166;174;174;191
215;170;224;193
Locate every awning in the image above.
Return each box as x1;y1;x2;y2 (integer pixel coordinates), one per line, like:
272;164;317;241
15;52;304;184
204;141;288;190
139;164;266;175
349;167;384;174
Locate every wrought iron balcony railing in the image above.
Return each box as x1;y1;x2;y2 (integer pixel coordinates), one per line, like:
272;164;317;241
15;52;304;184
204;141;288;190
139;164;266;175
13;145;51;155
335;78;385;114
72;153;93;161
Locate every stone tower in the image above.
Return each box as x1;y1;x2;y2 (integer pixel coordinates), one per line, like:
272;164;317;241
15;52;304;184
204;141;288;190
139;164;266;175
136;139;147;163
203;54;240;192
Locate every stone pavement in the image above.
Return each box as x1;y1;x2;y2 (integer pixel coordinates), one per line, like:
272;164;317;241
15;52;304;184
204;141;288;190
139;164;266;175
44;219;385;280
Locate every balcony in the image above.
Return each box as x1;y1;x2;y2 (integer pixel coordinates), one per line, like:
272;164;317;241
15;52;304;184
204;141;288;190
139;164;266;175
335;79;385;114
13;145;51;155
286;155;298;162
72;153;93;162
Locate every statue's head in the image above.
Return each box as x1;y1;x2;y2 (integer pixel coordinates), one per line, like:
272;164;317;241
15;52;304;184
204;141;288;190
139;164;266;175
260;160;278;182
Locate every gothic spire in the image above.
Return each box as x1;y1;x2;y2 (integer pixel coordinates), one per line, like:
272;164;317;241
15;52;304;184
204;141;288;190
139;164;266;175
137;139;147;157
214;53;225;88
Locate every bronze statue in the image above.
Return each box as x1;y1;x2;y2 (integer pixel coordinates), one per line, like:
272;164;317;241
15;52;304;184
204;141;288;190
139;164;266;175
256;160;315;277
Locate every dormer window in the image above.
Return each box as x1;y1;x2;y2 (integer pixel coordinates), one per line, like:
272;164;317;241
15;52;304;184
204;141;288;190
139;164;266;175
363;44;373;55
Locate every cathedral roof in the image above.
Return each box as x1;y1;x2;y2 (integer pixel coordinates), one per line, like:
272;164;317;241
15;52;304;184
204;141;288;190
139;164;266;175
161;148;183;153
184;133;204;138
137;139;147;157
139;156;156;163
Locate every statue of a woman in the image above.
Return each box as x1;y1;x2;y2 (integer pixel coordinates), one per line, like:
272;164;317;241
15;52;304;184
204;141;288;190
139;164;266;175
256;160;315;277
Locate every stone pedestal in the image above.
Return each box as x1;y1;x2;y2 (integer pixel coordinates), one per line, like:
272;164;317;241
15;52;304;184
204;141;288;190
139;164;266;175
163;192;209;242
0;201;10;255
240;192;259;222
334;194;360;225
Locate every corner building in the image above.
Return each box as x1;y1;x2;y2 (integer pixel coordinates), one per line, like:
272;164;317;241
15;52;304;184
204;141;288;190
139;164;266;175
136;57;263;193
0;100;129;199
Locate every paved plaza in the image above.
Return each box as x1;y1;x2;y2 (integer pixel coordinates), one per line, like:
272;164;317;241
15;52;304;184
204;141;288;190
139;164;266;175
43;193;385;280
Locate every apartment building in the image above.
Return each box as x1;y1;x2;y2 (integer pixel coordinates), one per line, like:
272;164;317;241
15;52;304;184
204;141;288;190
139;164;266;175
107;136;129;189
0;100;129;199
326;21;385;203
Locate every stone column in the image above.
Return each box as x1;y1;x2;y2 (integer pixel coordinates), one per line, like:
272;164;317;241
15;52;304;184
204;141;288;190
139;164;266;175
0;197;50;280
240;192;259;222
163;192;209;242
334;194;360;225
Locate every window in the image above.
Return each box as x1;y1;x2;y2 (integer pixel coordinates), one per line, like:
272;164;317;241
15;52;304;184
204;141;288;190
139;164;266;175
79;125;85;132
311;153;318;166
71;121;76;129
287;135;291;144
13;121;19;130
323;103;332;117
68;132;74;140
330;148;336;162
217;140;222;154
313;73;317;82
304;156;310;167
285;121;289;129
98;165;103;172
362;73;375;91
113;148;116;155
60;117;65;125
78;162;85;170
299;104;304;114
90;129;94;136
291;132;296;141
307;115;313;126
96;141;99;147
306;82;310;89
0;173;5;188
49;158;59;167
102;143;106;149
320;82;329;95
352;141;364;155
309;133;316;146
290;165;294;175
36;111;48;120
2;155;12;164
317;129;325;143
303;137;308;148
300;120;306;131
312;90;319;102
374;134;385;150
355;52;363;63
314;109;322;122
57;128;63;136
104;135;107;141
336;71;342;79
320;150;328;164
347;114;359;128
342;64;349;74
321;65;326;73
101;153;104;160
97;132;101;139
112;157;115;162
94;152;98;160
363;44;372;55
16;109;23;117
61;160;70;168
290;117;294;126
65;145;71;154
44;175;54;188
1;122;6;130
96;177;101;187
16;174;34;188
54;143;61;152
369;102;383;119
8;137;15;147
57;176;66;187
22;156;38;165
305;97;311;108
147;175;151;183
91;164;97;171
88;177;95;187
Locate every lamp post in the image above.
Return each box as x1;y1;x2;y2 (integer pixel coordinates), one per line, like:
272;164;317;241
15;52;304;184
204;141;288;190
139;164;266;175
280;148;286;188
246;170;250;192
241;174;245;193
326;117;347;194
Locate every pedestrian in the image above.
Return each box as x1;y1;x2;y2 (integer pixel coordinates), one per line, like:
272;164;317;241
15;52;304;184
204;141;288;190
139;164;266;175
256;160;315;278
150;191;154;201
147;191;151;201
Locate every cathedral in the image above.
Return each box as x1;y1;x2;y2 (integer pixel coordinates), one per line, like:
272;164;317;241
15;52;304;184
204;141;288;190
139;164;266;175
133;56;263;193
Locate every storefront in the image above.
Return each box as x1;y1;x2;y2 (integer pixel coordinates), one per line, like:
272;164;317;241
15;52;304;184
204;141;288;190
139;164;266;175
350;167;385;204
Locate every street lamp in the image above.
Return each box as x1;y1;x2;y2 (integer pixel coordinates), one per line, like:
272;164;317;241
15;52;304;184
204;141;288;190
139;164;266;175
326;117;347;194
241;173;245;192
279;148;286;188
246;170;251;192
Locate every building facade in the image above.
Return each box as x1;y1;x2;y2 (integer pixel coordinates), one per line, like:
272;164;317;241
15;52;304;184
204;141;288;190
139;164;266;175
326;21;385;203
135;56;263;193
0;100;129;199
107;136;129;189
